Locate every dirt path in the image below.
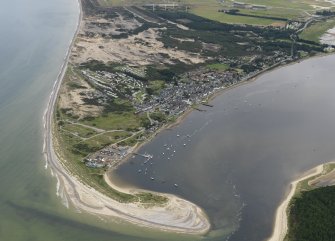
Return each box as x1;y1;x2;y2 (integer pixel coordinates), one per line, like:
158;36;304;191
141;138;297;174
77;129;128;142
65;120;106;132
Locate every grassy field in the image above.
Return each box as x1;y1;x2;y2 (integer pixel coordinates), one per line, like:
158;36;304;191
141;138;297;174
57;102;148;155
230;0;331;9
189;0;334;26
81;112;143;130
55;123;167;204
55;101;167;204
207;63;230;71
62;124;98;138
110;0;333;25
98;0;335;26
237;8;305;20
147;80;166;95
191;5;283;26
299;18;335;42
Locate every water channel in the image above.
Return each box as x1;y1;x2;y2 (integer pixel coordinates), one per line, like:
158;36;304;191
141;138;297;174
114;55;335;241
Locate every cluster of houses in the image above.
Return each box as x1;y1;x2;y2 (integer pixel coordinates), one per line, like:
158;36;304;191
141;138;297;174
80;65;239;119
286;21;303;31
85;145;131;168
133;69;238;116
81;69;144;100
80;46;288;124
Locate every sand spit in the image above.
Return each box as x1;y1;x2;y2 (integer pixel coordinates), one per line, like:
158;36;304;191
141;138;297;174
43;0;210;235
267;164;324;241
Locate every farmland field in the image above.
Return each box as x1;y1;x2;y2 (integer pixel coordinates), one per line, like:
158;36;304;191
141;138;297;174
98;0;335;26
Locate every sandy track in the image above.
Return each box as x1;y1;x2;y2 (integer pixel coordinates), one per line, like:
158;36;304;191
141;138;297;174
43;0;210;235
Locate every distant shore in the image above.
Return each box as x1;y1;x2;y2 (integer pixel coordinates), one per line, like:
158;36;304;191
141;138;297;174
267;159;335;241
266;164;324;241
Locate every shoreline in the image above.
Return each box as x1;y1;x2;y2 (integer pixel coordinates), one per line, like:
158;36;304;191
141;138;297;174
42;0;335;237
267;159;335;241
43;0;210;235
266;164;324;241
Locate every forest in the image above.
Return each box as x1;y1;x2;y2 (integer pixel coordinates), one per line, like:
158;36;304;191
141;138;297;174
287;186;335;241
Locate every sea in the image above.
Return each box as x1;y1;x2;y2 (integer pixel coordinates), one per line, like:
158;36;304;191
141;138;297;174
1;0;335;241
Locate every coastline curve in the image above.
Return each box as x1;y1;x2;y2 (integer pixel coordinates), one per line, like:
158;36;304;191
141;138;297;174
42;0;210;235
266;164;324;241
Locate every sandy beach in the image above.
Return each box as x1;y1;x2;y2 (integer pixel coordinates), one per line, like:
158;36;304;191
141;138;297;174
266;164;324;241
268;159;335;241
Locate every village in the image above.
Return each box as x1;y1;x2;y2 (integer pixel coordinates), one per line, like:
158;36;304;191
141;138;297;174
56;0;331;171
78;50;290;169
